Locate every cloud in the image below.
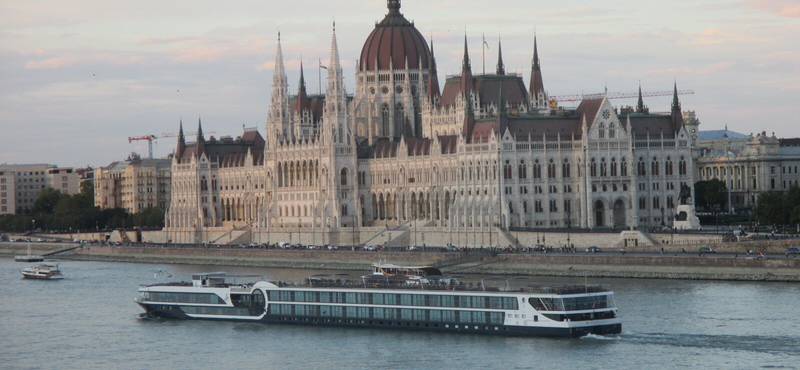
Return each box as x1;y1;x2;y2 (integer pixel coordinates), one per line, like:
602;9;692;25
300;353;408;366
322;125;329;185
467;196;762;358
24;50;144;70
742;0;800;18
139;36;199;45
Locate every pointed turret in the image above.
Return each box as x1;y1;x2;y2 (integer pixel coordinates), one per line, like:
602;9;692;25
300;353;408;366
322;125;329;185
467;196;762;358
269;32;291;138
326;22;345;99
529;35;546;108
671;81;681;112
295;60;310;113
460;35;473;94
670;81;683;131
176;119;186;162
325;22;349;143
496;39;505;75
195;117;206;157
636;82;646;113
427;39;440;100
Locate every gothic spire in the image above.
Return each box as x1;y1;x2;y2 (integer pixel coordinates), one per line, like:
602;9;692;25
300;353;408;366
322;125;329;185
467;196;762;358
462;34;471;72
460;35;473;94
427;39;440;100
496;38;505;75
296;60;310;113
636;82;646;113
195;117;205;157
670;80;683;131
176;118;186;162
671;80;681;112
269;31;291;138
529;34;545;105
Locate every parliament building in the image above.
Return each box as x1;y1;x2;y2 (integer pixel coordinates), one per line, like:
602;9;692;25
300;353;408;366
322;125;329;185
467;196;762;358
164;1;700;246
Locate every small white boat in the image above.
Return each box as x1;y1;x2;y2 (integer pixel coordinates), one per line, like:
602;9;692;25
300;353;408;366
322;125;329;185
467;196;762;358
21;264;63;280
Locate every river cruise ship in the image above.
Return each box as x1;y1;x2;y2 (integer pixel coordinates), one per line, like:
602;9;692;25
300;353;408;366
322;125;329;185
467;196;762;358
135;272;621;338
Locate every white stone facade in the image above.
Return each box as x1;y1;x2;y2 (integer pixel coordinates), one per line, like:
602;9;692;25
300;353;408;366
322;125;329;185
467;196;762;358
163;2;699;245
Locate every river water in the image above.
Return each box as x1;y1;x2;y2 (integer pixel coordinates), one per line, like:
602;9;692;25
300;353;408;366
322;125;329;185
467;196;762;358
2;258;798;370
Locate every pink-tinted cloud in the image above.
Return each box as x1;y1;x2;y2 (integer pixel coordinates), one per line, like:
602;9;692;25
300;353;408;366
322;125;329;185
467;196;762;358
24;51;144;70
742;0;800;18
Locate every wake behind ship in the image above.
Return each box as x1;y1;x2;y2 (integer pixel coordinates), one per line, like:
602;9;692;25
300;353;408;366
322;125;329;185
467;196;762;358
136;271;621;338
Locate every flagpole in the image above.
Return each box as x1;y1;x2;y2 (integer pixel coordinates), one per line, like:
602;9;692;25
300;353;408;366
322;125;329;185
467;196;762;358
318;58;322;95
482;33;485;75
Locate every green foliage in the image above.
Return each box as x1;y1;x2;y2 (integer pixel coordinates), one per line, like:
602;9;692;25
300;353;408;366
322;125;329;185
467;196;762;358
694;181;708;210
31;188;62;214
0;185;164;232
754;190;784;227
704;178;728;213
753;185;800;228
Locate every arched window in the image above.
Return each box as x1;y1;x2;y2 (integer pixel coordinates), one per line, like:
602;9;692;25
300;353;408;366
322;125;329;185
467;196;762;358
340;168;348;186
611;157;618;176
533;159;542;179
518;159;527;179
665;156;673;176
651;157;660;176
562;158;571;178
621;157;628;176
679;156;687;175
504;160;512;180
381;104;390;136
394;103;404;137
590;158;597;177
608;122;616;138
548;159;556;178
638;157;646;176
598;122;605;139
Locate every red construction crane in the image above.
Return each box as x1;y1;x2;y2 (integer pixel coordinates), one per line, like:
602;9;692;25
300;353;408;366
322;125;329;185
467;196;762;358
127;135;157;159
549;89;694;106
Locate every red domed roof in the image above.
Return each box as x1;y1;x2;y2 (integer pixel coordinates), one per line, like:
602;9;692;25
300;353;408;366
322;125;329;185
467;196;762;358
359;1;430;72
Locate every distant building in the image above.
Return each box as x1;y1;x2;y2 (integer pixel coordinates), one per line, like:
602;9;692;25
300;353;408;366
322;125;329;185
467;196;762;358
0;164;81;214
696;130;800;212
94;156;172;214
0;169;16;215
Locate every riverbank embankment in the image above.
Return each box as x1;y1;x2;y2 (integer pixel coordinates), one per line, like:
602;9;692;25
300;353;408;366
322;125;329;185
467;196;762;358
3;242;799;282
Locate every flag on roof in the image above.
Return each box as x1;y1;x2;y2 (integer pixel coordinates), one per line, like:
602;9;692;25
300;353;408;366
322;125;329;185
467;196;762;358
726;149;738;158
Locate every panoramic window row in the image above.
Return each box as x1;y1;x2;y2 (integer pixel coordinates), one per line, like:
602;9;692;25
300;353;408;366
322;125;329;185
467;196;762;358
182;306;255;316
267;290;519;310
531;295;613;312
268;304;505;325
147;292;224;304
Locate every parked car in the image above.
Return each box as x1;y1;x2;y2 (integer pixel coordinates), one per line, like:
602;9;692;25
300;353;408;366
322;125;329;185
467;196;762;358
699;246;716;253
586;246;602;253
786;247;799;256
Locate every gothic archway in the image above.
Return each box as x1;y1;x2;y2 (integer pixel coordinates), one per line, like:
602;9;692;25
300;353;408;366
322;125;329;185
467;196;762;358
594;200;605;227
613;199;626;228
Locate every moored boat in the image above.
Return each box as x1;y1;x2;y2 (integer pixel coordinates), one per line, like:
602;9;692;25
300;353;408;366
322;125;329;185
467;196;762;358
21;264;63;280
136;270;622;338
15;243;44;262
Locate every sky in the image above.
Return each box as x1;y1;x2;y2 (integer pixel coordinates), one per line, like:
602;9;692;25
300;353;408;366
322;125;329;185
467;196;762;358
1;0;798;169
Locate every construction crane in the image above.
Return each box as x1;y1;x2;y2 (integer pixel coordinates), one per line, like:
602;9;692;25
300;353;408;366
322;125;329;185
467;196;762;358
128;131;216;159
549;89;694;106
128;135;157;159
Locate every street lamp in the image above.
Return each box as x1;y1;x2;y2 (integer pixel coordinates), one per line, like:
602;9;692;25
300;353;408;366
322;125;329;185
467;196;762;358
31;219;35;231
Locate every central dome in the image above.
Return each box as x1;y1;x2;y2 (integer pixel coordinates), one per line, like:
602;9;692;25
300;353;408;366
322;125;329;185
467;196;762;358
359;0;430;72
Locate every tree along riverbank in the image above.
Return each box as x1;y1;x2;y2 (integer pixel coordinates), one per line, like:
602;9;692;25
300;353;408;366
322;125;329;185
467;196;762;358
3;243;798;282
